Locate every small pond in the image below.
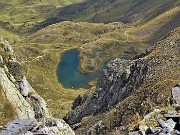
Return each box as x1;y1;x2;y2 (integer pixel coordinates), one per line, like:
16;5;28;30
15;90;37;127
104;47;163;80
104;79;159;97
56;49;104;89
56;49;131;89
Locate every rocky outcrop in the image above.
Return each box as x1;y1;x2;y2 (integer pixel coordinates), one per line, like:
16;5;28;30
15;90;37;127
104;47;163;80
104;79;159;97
0;38;74;135
64;28;180;134
1;119;74;135
65;58;148;125
129;84;180;135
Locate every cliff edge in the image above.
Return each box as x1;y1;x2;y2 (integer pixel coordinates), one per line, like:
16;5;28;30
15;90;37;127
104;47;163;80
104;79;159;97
64;28;180;134
0;38;74;135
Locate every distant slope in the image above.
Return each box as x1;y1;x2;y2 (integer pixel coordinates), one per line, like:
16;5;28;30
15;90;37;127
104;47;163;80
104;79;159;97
35;0;180;44
128;6;180;44
23;21;149;72
49;0;180;24
14;21;149;117
0;0;84;41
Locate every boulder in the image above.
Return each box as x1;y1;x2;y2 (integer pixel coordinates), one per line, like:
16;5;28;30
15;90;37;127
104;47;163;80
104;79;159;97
0;119;36;135
172;83;180;104
0;55;3;64
19;77;33;97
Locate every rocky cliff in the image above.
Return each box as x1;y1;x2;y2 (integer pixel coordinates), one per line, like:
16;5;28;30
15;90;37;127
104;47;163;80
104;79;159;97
64;28;180;134
0;38;74;135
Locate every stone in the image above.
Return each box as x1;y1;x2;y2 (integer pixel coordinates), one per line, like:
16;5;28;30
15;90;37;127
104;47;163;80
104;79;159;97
72;95;82;110
165;119;176;133
159;133;167;135
0;119;36;135
19;77;33;97
139;125;148;135
167;110;177;115
172;83;180;104
0;67;35;119
158;119;166;127
129;131;143;135
24;131;33;135
145;127;153;134
0;55;3;64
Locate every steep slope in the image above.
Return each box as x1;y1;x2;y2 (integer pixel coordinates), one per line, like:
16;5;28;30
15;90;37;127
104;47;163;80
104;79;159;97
35;0;180;44
43;0;179;24
13;21;149;118
0;38;74;134
64;28;180;134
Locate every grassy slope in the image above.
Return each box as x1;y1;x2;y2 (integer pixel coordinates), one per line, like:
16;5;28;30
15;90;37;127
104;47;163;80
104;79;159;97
14;21;149;117
0;0;84;42
53;0;179;23
14;1;179;116
38;0;180;44
74;27;180;135
1;0;179;120
0;84;16;126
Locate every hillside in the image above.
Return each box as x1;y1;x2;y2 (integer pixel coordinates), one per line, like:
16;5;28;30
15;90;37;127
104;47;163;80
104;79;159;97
42;0;179;24
0;37;74;134
35;0;180;44
0;0;84;43
0;0;179;134
12;21;150;118
64;27;180;134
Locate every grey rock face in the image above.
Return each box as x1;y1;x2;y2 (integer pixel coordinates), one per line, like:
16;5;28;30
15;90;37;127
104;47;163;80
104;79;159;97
0;119;75;135
0;55;3;64
0;119;36;135
0;38;74;135
65;58;148;125
0;67;35;119
19;77;33;97
64;29;180;134
172;83;180;104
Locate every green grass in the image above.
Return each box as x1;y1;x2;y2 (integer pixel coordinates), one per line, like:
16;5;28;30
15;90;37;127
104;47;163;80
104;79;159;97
0;84;16;126
0;27;21;44
54;0;179;23
0;0;85;37
13;21;150;117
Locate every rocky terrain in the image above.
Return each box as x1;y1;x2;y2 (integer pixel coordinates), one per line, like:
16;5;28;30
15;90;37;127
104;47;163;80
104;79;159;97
0;38;74;135
0;0;179;134
64;28;180;134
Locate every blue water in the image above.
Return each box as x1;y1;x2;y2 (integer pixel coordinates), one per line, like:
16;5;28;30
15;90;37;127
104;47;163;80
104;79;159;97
56;49;104;89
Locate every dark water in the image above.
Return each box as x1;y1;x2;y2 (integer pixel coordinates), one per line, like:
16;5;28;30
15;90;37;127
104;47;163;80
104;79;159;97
56;49;104;89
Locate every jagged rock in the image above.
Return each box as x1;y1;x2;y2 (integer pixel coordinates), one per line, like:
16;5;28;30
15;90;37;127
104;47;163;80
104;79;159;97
0;67;35;119
7;61;24;80
65;58;149;125
72;95;82;110
129;131;143;135
65;28;180;134
158;118;176;133
172;83;180;104
86;121;106;135
19;77;33;97
0;38;74;135
0;119;36;135
0;55;3;64
158;119;166;128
